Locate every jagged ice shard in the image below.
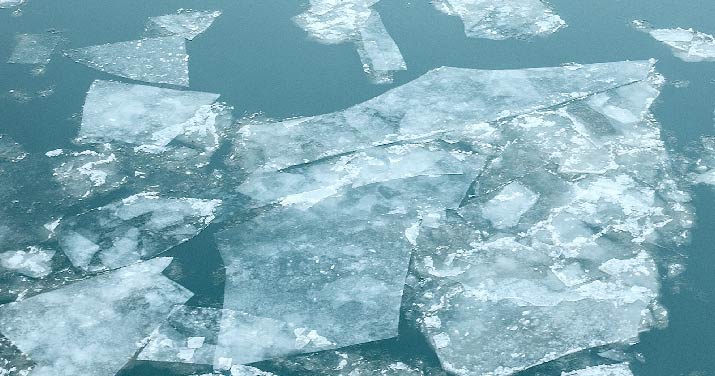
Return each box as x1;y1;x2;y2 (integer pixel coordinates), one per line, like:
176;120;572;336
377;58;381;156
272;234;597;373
294;0;406;83
65;37;190;86
146;9;222;40
0;258;192;376
432;0;566;40
634;20;715;62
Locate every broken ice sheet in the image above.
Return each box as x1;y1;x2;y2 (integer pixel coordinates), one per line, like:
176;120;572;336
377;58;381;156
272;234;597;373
146;9;222;40
47;147;127;199
562;363;634;376
294;0;406;83
56;192;221;270
65;36;190;86
433;0;566;40
634;20;715;62
0;258;192;376
7;33;61;65
689;136;715;185
0;246;55;278
404;61;693;376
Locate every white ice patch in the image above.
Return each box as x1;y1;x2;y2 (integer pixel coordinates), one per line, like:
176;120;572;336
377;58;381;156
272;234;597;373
0;246;55;278
65;36;190;86
480;181;539;229
634;21;715;62
146;9;222;40
0;0;24;8
7;33;61;65
51;148;127;199
433;0;566;40
562;363;634;376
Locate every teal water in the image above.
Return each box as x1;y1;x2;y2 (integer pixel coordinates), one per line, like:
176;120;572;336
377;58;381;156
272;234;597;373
0;1;714;375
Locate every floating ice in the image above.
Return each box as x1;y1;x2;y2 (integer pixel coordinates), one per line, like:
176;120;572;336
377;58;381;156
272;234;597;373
403;61;693;375
562;363;634;376
634;20;715;62
432;0;566;40
0;258;192;376
65;37;190;86
56;192;221;270
48;148;127;199
7;33;61;65
0;246;55;278
146;9;222;40
690;136;715;185
294;0;406;83
0;0;24;8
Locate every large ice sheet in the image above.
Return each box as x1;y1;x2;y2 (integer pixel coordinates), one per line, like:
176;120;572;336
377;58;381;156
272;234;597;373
232;61;653;174
56;192;221;270
65;37;190;86
634;20;715;62
0;258;192;376
146;9;222;40
7;33;61;65
294;0;406;83
433;0;566;40
562;363;634;376
404;61;694;375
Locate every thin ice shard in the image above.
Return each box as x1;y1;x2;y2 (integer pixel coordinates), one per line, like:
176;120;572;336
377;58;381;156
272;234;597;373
634;20;715;62
56;192;221;270
0;258;192;376
562;363;634;376
7;33;61;65
294;0;406;83
433;0;566;40
65;37;190;86
146;9;222;40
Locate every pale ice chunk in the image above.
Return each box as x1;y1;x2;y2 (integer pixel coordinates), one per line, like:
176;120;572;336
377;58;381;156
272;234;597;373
0;258;192;376
634;21;715;62
229;365;277;376
294;1;405;83
690;136;715;186
562;363;634;376
65;36;190;86
49;148;127;199
433;0;566;40
77;80;225;154
7;33;61;65
0;0;24;8
146;9;222;40
480;181;539;228
0;246;55;278
56;192;221;270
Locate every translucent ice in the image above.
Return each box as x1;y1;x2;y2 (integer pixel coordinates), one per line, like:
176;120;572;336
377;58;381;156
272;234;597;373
690;136;715;185
294;0;406;83
634;21;715;62
0;246;55;278
146;9;222;40
0;258;192;376
432;0;566;40
47;148;127;199
65;37;190;86
0;0;24;8
7;33;61;65
562;363;634;376
56;192;221;270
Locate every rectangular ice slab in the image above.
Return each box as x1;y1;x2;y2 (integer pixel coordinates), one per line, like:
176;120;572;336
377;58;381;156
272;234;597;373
56;192;221;270
0;258;192;376
146;9;222;40
7;33;61;65
433;0;566;39
562;363;634;376
634;20;715;62
64;37;190;86
294;0;406;83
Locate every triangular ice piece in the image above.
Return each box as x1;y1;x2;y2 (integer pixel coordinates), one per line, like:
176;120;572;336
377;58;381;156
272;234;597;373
146;9;222;40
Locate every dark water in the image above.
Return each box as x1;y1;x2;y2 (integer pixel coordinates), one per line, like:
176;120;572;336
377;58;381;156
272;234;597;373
0;1;713;375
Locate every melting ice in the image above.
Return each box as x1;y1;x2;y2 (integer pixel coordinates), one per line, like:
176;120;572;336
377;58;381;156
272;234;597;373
146;9;222;40
7;33;61;65
634;20;715;62
562;363;634;376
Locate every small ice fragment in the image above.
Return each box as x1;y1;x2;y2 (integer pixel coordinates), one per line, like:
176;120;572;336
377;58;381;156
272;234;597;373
187;336;205;349
64;36;190;86
0;0;25;8
562;363;634;376
229;365;277;376
356;10;407;83
0;246;55;278
480;181;539;229
146;9;222;40
433;0;566;40
51;148;127;199
634;21;715;62
7;33;61;65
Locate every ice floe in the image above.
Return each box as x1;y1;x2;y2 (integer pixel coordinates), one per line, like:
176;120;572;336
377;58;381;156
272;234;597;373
634;20;715;62
0;0;24;8
433;0;566;40
0;246;55;278
0;258;192;376
294;0;406;83
7;33;61;65
146;9;222;40
47;147;127;199
56;192;220;270
65;37;190;86
690;136;715;185
562;363;634;376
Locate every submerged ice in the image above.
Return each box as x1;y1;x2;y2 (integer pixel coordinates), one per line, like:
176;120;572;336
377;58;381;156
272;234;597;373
146;9;222;40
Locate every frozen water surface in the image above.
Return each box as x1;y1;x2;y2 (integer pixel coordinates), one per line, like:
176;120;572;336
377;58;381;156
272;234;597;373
294;0;406;83
634;21;715;62
65;37;190;86
0;258;192;376
7;33;62;65
562;363;634;376
432;0;566;40
146;9;222;40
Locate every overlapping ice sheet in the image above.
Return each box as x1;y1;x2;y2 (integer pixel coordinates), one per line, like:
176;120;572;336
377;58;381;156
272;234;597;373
56;192;221;270
146;9;222;40
405;61;694;375
0;258;192;376
294;0;406;83
634;20;715;62
0;246;55;278
65;37;190;86
562;363;634;376
432;0;566;40
46;147;127;199
7;33;61;65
